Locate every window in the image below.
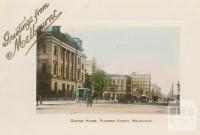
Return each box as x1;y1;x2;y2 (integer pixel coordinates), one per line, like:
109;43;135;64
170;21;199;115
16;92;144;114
82;74;84;82
66;67;69;77
62;83;65;91
61;65;64;76
78;57;81;64
61;66;63;76
82;63;84;70
54;46;57;56
54;82;57;91
42;45;46;53
66;51;68;61
78;70;80;80
53;61;57;75
42;63;46;73
61;48;65;59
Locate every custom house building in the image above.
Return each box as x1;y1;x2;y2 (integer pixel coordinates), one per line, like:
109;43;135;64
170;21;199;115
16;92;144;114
36;26;86;99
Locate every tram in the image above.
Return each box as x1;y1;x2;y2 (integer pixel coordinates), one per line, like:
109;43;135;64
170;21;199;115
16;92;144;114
75;88;91;100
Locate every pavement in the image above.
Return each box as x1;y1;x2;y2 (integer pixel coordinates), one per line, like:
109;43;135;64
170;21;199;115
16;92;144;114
36;100;180;114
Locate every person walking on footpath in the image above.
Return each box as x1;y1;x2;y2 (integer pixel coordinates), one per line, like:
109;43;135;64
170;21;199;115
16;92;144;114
76;97;79;104
39;96;43;105
87;94;93;107
36;95;39;106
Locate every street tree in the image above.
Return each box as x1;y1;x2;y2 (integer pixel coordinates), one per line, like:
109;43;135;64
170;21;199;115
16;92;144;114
91;70;110;99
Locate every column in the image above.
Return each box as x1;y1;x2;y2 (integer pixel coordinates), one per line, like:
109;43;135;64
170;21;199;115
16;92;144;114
70;52;73;80
63;49;66;78
57;46;60;77
68;51;71;79
73;52;76;80
66;50;69;79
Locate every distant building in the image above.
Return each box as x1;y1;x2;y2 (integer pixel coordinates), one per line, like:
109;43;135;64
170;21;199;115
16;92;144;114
131;72;151;97
85;58;96;75
103;74;131;100
37;26;86;99
150;83;161;96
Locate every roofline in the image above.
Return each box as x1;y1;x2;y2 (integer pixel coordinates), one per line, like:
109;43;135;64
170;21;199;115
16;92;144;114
38;31;84;51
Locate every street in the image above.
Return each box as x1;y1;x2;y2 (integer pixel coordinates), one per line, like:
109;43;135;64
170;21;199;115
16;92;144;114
36;100;179;114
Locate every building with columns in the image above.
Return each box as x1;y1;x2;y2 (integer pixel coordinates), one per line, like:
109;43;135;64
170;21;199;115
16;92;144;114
103;74;131;101
37;26;86;99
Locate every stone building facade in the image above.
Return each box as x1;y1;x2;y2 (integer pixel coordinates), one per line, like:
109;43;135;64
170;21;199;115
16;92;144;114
103;74;131;100
37;26;86;98
131;72;151;97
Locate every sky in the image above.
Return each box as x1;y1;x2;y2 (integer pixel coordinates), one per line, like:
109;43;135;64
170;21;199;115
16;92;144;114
49;0;181;95
0;0;181;95
61;27;180;95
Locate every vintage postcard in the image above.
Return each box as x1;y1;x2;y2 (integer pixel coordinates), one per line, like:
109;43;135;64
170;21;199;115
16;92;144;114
0;0;199;135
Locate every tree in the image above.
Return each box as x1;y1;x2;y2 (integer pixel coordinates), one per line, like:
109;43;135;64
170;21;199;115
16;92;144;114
91;70;110;99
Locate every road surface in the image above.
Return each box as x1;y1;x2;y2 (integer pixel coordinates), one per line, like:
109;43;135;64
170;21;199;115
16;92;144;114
36;101;179;114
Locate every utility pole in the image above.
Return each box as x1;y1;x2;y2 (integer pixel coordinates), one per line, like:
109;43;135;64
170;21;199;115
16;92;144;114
177;81;180;103
177;81;180;95
171;82;174;98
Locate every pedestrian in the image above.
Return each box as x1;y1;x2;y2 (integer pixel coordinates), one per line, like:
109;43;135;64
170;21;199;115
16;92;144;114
112;96;114;102
89;95;93;107
76;97;79;104
39;96;43;105
87;94;93;107
87;97;89;107
36;95;39;106
90;95;93;107
78;98;82;106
